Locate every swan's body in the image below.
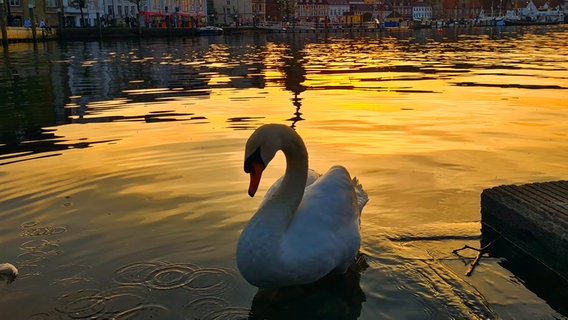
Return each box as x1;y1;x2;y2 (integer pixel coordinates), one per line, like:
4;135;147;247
237;124;368;288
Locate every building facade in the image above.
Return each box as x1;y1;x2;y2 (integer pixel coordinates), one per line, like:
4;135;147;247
413;5;432;19
3;0;562;27
296;0;328;22
210;0;253;25
1;0;207;27
327;0;350;22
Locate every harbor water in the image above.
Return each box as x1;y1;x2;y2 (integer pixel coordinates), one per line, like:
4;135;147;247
1;25;567;319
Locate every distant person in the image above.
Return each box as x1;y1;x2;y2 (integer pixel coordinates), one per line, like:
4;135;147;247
41;19;52;32
39;19;48;31
24;19;32;28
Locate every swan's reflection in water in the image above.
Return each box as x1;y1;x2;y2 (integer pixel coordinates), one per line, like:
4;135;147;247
249;254;368;320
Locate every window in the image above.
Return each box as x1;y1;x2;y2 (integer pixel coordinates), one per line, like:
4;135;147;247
46;0;57;7
9;0;20;6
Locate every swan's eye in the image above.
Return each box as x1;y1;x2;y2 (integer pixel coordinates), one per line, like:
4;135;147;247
244;147;264;174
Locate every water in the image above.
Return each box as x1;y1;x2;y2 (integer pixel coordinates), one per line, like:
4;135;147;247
1;25;567;319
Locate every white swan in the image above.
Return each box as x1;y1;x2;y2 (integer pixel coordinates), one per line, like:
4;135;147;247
237;124;368;288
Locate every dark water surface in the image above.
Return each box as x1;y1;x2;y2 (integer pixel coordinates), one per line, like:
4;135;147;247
1;25;567;319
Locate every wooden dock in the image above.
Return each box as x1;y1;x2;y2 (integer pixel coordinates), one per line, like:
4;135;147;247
481;181;568;280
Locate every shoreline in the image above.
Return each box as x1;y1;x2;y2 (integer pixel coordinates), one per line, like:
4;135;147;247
1;23;566;43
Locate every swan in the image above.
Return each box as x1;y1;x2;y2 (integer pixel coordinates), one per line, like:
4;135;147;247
237;124;368;288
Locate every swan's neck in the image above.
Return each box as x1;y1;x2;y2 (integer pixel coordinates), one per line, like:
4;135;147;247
237;129;309;283
245;131;308;236
275;135;308;211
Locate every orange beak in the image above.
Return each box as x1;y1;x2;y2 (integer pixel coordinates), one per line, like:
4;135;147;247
248;162;264;197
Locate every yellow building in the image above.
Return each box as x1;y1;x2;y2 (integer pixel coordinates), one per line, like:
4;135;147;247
3;0;60;27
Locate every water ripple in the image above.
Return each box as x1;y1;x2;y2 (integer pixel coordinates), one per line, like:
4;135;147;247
185;295;249;320
16;221;67;278
453;82;567;90
54;287;170;319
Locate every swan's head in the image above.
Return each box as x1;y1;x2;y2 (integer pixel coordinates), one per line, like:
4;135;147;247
244;124;296;197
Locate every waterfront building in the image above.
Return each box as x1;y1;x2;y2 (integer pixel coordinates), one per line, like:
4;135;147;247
1;0;564;28
139;0;207;27
296;0;329;23
251;0;265;22
350;2;378;21
3;0;62;27
328;0;350;23
63;0;102;27
413;4;432;19
210;0;252;25
504;0;564;24
1;0;207;27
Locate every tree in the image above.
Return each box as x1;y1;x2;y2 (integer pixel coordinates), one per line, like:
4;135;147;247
125;0;146;35
125;0;147;16
72;0;86;27
278;0;297;23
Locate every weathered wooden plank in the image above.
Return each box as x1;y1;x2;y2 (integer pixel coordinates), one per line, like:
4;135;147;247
537;181;568;203
507;184;567;217
481;181;568;281
523;184;568;218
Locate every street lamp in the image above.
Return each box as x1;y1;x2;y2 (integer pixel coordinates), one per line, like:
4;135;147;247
28;0;37;44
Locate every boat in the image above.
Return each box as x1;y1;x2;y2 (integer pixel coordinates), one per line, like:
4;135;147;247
476;10;505;26
504;1;565;25
408;19;432;29
197;26;223;35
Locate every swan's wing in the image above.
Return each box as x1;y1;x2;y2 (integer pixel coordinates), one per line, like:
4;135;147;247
282;166;363;277
300;166;362;227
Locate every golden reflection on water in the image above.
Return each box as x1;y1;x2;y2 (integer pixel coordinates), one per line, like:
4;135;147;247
1;26;567;319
